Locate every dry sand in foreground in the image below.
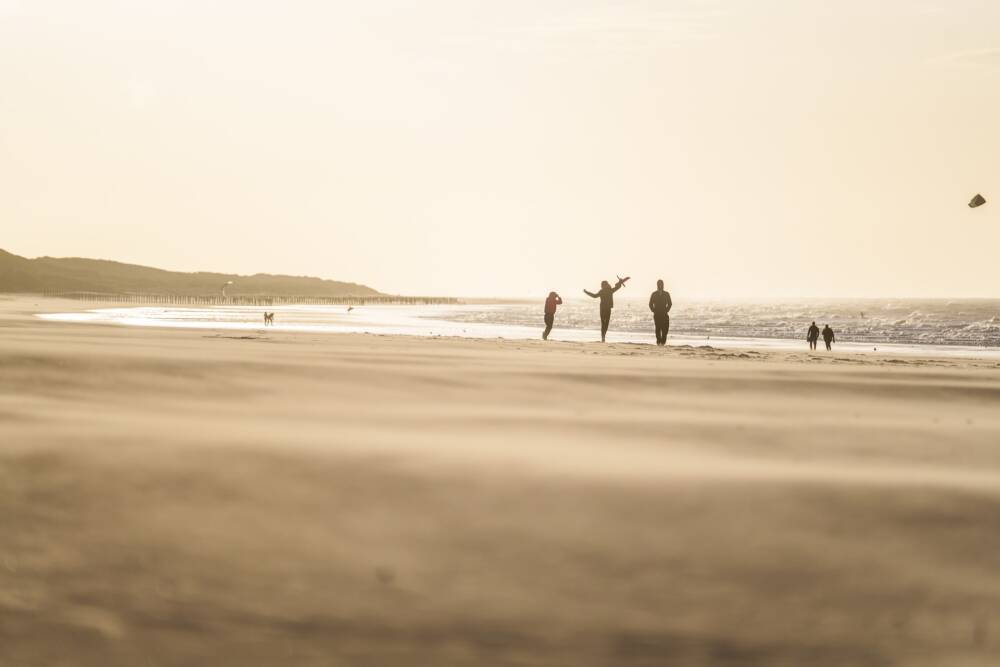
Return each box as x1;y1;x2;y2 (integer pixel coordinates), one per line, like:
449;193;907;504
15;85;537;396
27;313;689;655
3;296;1000;666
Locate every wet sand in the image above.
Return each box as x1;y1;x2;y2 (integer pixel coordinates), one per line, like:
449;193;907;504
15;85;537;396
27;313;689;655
3;296;1000;666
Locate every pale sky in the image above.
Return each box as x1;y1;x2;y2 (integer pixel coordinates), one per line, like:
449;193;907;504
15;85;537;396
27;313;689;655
2;1;999;298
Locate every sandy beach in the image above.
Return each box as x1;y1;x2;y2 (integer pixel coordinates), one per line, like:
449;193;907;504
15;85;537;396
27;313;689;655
3;295;1000;666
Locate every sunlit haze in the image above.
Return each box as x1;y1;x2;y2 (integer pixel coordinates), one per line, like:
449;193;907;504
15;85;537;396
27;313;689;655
3;0;999;297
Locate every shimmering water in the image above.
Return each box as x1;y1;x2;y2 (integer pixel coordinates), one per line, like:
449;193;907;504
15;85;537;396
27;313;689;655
449;298;1000;348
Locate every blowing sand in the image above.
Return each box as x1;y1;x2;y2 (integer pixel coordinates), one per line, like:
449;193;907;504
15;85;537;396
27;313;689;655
3;296;1000;666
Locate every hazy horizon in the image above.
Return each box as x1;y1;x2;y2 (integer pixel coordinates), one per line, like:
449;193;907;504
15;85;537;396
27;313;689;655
3;1;1000;298
11;242;1000;301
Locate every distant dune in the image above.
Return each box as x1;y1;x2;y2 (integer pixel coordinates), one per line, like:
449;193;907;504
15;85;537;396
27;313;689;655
0;248;379;296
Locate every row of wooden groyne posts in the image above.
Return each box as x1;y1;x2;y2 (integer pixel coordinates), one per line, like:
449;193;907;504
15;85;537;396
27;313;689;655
41;292;461;306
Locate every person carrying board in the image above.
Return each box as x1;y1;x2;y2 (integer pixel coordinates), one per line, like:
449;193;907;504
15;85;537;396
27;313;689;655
807;321;820;351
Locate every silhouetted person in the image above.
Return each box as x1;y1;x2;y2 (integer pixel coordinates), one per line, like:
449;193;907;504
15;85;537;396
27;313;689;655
822;325;835;351
807;321;819;350
543;291;562;340
648;279;672;346
584;278;624;342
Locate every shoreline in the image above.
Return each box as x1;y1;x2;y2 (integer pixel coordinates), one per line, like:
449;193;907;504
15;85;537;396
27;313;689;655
28;297;1000;361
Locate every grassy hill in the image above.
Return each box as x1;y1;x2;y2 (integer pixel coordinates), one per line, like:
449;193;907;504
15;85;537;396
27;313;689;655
0;249;379;297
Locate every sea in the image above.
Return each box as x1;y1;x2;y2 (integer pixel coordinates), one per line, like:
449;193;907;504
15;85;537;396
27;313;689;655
38;298;1000;359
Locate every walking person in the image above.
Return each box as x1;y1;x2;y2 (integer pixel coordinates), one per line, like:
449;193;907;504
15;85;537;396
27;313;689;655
648;280;672;346
822;324;835;351
807;321;820;351
583;277;626;343
542;291;562;340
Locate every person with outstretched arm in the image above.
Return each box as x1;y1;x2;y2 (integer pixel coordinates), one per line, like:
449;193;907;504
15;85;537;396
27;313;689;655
542;291;562;340
584;277;626;343
648;280;672;346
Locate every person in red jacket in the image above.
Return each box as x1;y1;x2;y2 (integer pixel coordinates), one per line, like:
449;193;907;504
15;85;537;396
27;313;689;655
543;291;562;340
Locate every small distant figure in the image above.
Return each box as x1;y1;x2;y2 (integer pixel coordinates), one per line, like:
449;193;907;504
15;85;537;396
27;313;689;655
263;312;274;326
347;306;354;313
807;321;820;351
648;279;672;346
822;324;835;351
584;277;626;342
969;193;987;209
542;291;562;340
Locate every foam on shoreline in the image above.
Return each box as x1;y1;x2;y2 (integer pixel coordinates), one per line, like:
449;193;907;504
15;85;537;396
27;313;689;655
37;303;1000;359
